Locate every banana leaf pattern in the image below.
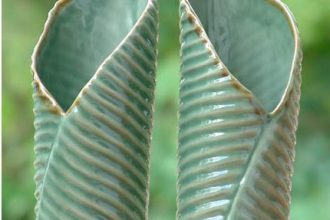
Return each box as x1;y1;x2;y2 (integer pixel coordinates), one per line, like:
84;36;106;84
177;0;302;219
32;0;158;219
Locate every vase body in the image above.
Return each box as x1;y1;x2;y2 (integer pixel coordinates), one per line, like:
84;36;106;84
177;0;302;219
32;0;158;219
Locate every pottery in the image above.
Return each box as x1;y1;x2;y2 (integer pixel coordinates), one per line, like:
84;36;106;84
31;0;158;219
177;0;302;219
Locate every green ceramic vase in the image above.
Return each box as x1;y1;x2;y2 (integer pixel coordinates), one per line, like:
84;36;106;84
177;0;302;219
31;0;158;219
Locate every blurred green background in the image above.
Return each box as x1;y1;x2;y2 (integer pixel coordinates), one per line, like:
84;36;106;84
2;0;330;219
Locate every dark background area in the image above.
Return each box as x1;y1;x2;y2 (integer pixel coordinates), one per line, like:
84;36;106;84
3;0;330;219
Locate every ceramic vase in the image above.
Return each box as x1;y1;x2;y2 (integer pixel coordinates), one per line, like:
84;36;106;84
177;0;302;219
32;0;158;219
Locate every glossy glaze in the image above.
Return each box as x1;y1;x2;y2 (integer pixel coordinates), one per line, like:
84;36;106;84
177;0;302;219
32;0;158;219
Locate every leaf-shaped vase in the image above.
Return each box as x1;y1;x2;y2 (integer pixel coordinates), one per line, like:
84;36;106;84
31;0;158;219
177;0;302;219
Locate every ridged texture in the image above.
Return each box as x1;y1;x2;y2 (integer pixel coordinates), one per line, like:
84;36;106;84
228;63;301;220
32;1;158;219
177;1;302;219
33;84;61;214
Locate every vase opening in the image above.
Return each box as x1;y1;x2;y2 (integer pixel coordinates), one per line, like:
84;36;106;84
34;0;148;112
188;0;296;112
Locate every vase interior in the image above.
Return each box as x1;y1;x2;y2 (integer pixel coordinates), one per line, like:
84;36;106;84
189;0;295;112
35;0;147;111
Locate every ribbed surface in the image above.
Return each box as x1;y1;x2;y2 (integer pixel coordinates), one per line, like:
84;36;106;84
178;1;301;220
32;1;158;219
33;85;61;214
228;51;302;220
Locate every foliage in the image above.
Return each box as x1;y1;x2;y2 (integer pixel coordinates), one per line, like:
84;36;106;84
2;0;330;219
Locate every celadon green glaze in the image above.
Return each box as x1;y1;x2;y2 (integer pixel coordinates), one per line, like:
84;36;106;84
31;0;158;219
178;0;302;219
